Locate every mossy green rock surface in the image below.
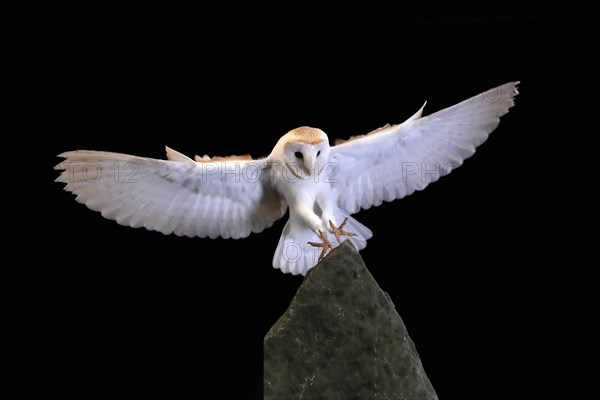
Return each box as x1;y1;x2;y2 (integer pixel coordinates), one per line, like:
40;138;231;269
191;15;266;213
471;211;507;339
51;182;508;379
264;241;438;400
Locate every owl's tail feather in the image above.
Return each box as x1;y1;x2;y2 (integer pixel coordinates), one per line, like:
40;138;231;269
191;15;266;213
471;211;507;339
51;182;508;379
272;209;372;276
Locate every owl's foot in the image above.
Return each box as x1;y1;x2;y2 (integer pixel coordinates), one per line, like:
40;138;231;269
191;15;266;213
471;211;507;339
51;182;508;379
308;230;334;261
328;217;356;244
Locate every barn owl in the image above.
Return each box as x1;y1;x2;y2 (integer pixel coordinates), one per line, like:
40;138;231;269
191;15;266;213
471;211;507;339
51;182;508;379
55;81;519;276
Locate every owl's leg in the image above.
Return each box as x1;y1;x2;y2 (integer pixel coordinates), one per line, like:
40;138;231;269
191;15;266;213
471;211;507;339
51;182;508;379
293;201;333;260
316;190;342;237
308;230;334;261
315;192;356;245
328;218;357;244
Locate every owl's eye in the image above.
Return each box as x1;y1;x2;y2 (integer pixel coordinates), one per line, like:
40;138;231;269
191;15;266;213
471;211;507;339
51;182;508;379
317;151;321;157
294;152;303;159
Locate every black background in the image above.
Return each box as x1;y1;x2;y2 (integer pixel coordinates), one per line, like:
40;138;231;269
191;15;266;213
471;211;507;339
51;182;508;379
35;9;581;400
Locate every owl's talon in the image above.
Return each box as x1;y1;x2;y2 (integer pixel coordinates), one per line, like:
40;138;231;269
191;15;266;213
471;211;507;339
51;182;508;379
308;230;334;261
328;217;356;244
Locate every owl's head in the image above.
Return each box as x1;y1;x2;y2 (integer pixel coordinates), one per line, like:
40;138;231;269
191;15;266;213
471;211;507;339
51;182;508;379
272;126;331;179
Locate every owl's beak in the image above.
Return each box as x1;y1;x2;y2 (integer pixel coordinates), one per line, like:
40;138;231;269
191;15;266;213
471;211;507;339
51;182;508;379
285;154;316;179
302;155;315;177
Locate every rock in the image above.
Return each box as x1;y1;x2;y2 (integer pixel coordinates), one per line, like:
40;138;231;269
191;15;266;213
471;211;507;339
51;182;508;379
263;241;439;400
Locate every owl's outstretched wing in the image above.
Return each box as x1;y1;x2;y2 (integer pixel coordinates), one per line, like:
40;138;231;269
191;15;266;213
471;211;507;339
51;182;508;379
329;81;519;214
55;147;287;239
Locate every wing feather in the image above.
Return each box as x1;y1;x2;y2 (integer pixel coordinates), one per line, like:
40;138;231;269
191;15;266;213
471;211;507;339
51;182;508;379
55;149;287;239
330;81;519;213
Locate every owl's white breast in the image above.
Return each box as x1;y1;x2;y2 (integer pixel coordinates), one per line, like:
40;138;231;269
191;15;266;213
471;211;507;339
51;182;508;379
269;161;329;207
